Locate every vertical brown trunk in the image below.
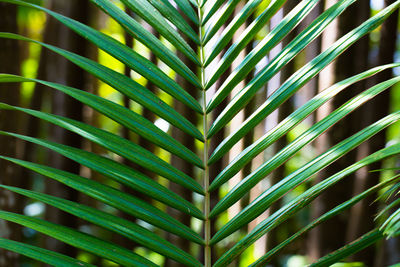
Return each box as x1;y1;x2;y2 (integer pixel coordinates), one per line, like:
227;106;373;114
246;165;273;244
122;19;157;182
122;9;135;144
266;0;298;260
309;0;370;260
227;0;247;226
241;9;268;260
242;11;259;208
79;6;104;266
117;9;140;251
164;13;198;267
164;76;198;266
43;0;90;258
118;11;159;250
347;1;399;265
303;2;323;122
0;3;23;266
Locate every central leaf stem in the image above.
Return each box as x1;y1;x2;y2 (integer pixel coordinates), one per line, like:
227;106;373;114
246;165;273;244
197;2;211;266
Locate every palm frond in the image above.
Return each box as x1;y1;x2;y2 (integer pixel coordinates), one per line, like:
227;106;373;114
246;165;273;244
0;0;399;265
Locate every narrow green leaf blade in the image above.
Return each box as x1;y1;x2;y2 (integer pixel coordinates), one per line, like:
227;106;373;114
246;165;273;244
173;0;199;25
0;211;158;267
202;0;229;26
0;32;204;141
211;111;400;250
0;103;205;202
0;0;203;113
377;197;400;220
202;0;242;44
207;1;400;158
90;0;201;87
205;0;318;97
0;130;205;204
206;0;356;135
0;157;204;245
147;0;199;43
1;186;201;267
0;238;95;267
213;143;400;266
0;74;204;169
120;0;201;64
251;176;399;266
209;64;400;189
204;0;285;66
380;201;400;238
310;229;383;267
210;77;400;216
203;0;264;62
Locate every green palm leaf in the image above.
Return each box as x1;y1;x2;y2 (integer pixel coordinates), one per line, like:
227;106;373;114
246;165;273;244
0;128;204;212
0;211;159;267
208;1;400;160
209;64;399;189
251;175;400;266
0;238;96;267
0;156;203;245
210;77;400;219
213;139;400;265
310;229;384;267
90;0;201;87
1;185;201;266
0;0;399;266
0;74;204;168
204;0;285;67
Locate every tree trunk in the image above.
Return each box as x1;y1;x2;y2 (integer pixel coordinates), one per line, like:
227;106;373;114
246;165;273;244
164;12;198;267
266;0;299;261
43;0;90;258
347;1;399;265
241;8;268;260
309;0;370;260
0;3;23;266
118;11;159;250
303;2;323;124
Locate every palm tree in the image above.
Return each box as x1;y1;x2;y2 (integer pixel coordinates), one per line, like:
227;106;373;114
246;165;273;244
0;0;400;266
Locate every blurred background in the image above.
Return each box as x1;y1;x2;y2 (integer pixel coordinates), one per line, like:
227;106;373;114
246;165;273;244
0;0;400;266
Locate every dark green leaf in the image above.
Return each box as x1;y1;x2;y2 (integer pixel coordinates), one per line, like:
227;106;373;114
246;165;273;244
310;229;383;267
205;0;318;95
202;0;242;45
0;32;204;141
0;186;201;267
204;0;285;66
147;0;199;43
90;0;201;87
213;142;400;265
0;103;205;201
209;64;400;189
210;78;400;218
0;74;204;169
251;176;400;266
0;211;158;267
207;1;400;160
0;0;203;113
206;0;356;136
173;0;199;25
121;0;201;62
0;156;204;245
203;0;264;62
0;238;95;267
211;109;400;247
